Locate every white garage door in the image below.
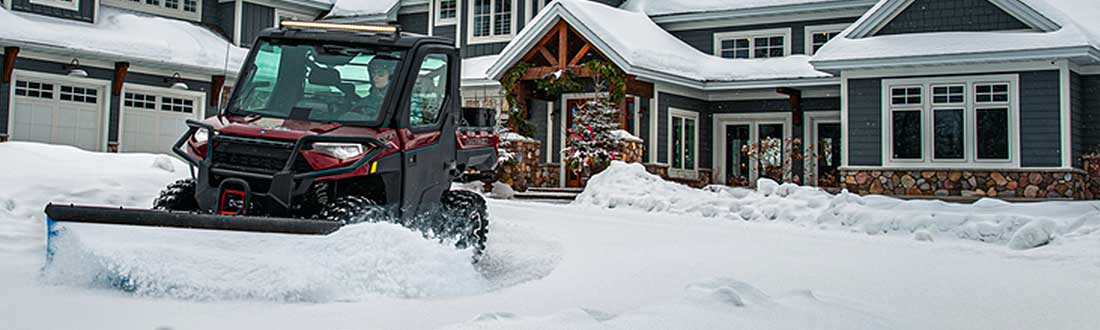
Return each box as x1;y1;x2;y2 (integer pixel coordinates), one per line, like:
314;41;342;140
11;78;104;151
120;89;203;154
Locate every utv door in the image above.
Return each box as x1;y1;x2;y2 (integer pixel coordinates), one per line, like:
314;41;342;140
397;46;459;219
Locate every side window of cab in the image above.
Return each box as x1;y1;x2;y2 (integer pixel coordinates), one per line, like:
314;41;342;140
408;53;450;127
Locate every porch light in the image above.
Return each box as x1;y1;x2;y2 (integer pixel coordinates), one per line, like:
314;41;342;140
66;59;88;77
169;72;189;90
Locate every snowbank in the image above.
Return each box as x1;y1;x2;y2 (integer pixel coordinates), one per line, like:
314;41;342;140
576;161;1100;249
43;221;489;301
0;7;246;74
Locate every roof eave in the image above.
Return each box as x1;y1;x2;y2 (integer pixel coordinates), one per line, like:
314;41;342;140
810;46;1100;72
1;37;241;78
649;0;877;24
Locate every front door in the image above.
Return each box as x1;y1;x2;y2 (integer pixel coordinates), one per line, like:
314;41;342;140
815;122;842;188
721;120;788;187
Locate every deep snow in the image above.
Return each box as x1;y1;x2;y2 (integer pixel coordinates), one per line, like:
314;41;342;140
0;143;1098;329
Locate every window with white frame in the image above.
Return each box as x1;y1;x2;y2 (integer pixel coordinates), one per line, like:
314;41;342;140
528;0;550;21
670;109;699;177
714;29;790;59
14;81;55;99
804;24;848;55
435;0;458;25
104;0;200;21
161;96;195;113
883;75;1018;167
59;85;98;104
28;0;78;11
124;92;195;114
469;0;514;43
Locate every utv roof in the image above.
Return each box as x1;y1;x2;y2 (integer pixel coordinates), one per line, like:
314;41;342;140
257;22;452;48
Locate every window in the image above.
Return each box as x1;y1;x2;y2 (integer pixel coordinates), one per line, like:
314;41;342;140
469;0;514;43
804;24;848;55
670;109;698;177
436;0;457;25
29;0;78;11
528;0;550;21
882;75;1018;167
161;97;194;113
408;53;450;127
14;81;55;99
104;0;200;21
59;85;98;104
125;93;157;109
714;29;791;59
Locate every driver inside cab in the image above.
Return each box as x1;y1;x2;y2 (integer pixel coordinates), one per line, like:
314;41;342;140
342;58;397;121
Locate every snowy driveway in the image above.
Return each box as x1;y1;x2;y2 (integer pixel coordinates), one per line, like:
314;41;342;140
0;143;1098;329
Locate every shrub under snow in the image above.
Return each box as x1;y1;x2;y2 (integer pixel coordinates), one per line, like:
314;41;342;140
576;161;1100;249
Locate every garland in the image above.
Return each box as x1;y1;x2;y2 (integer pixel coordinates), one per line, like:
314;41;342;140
499;59;628;136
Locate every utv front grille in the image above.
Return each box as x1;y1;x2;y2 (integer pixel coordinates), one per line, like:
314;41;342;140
211;136;314;175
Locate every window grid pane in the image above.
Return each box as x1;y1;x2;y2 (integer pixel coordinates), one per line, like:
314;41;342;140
977;108;1009;159
891;87;922;105
493;0;512;35
183;0;197;12
439;0;457;19
752;36;784;58
165;0;178;9
932;85;964;104
473;0;491;37
975;83;1009;103
718;38;751;59
15;80;55;99
934;109;964;159
811;31;838;54
892;110;922;159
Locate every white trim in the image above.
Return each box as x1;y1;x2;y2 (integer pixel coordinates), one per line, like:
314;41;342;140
803;23;849;56
29;0;79;11
812;47;1100;73
712;28;792;59
668;107;700;179
712;112;793;185
631;95;641;139
653;0;875;31
649;91;658;164
233;0;243;46
466;0;517;45
546;100;553;163
1059;59;1072;168
8;70;112;152
428;0;434;36
803;111;840;186
117;83;206;153
104;0;203;22
880;74;1021;169
842;61;1061;79
434;0;458;25
840;71;849;167
454;0;463;48
1075;64;1100;75
525;0;549;25
17;50;214;82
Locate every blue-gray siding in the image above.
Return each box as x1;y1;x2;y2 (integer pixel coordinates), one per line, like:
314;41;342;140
1071;73;1084;168
458;0;521;58
876;0;1029;35
240;2;275;47
847;78;883;166
433;24;457;42
528;99;549;161
639;97;651;161
218;2;235;43
1018;70;1062;167
552;99;562;163
398;13;429;34
10;0;94;23
670;17;858;56
656;92;707;166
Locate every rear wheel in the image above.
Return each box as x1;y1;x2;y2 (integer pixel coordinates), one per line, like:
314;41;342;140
153;178;199;211
318;196;388;224
441;190;489;254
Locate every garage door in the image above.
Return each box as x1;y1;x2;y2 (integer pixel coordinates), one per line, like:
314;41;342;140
11;78;104;151
120;89;203;154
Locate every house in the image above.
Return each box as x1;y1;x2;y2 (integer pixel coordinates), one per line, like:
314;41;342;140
0;0;329;153
811;0;1100;199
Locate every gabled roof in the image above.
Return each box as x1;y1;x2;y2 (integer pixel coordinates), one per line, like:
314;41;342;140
811;0;1100;71
0;7;247;76
621;0;872;17
487;0;833;91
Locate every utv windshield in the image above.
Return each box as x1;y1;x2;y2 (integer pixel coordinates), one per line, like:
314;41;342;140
227;40;403;124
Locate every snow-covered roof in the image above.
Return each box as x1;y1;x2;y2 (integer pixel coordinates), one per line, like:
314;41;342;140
488;0;833;91
326;0;400;19
0;7;247;76
811;0;1100;71
621;0;869;17
462;55;501;86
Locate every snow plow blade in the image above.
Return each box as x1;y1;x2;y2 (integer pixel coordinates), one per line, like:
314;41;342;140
45;204;342;236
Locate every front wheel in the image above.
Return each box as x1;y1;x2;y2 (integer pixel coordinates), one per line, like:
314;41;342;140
441;190;489;254
153;178;199;211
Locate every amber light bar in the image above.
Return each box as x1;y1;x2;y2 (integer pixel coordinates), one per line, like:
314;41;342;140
280;21;399;34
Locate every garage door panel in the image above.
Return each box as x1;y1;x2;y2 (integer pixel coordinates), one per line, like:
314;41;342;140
11;77;104;151
121;90;200;154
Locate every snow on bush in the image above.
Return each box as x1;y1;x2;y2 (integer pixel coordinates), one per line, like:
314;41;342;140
576;161;1100;249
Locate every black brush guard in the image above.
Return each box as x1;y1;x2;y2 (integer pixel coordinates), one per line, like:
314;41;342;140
44;119;388;235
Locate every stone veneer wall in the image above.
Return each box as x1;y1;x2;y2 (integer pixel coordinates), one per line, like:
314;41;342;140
841;169;1086;199
497;140;542;192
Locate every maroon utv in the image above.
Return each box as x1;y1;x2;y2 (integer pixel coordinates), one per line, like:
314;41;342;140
45;22;497;253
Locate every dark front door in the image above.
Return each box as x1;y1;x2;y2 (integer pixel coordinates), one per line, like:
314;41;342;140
816;122;841;188
725;124;751;186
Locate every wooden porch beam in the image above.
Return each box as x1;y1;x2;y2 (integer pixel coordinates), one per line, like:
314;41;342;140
557;22;568;69
539;47;558;67
520;65;597;80
568;43;591;67
2;47;19;84
112;62;129;97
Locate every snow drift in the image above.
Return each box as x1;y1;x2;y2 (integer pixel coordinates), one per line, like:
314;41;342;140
576;162;1100;249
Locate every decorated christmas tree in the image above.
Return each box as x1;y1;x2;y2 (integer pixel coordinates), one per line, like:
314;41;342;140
562;97;624;177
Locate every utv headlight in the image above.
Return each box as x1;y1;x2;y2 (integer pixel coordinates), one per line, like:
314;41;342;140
192;128;209;144
313;142;365;160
